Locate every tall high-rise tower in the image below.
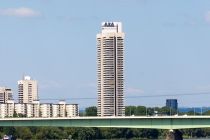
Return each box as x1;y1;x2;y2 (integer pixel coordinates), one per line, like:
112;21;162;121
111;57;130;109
18;76;38;103
97;22;125;116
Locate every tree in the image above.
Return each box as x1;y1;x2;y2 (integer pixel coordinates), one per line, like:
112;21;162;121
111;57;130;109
135;106;147;116
146;129;159;139
16;127;32;140
100;128;123;139
203;110;210;115
13;111;18;118
125;106;136;116
193;128;206;138
158;107;169;115
3;127;16;138
187;111;200;116
85;106;97;116
77;128;96;140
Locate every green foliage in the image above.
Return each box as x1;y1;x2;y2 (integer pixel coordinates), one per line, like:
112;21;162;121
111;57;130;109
77;128;96;140
187;111;200;116
126;106;149;116
203;110;210;115
100;128;125;139
125;105;178;116
85;106;97;116
34;127;68;139
15;127;32;140
0;125;209;139
13;112;26;118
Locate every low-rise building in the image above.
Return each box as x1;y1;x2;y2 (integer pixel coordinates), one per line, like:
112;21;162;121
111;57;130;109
40;103;52;118
7;100;15;117
26;100;40;117
0;100;79;118
58;101;66;117
15;103;27;116
0;104;7;118
52;104;59;117
66;104;79;117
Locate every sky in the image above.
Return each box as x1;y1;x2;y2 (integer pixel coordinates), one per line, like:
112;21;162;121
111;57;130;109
1;0;210;108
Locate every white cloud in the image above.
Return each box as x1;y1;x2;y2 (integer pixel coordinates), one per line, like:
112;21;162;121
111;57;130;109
0;7;41;18
205;11;210;24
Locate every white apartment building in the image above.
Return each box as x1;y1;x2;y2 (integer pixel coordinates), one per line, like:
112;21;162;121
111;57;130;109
32;100;40;117
40;103;52;118
58;101;66;117
0;100;79;118
0;87;13;103
52;101;79;117
7;100;15;117
15;103;27;116
52;104;59;117
18;76;38;104
26;100;40;118
97;22;125;116
0;100;15;118
66;104;79;117
0;104;7;118
26;104;33;117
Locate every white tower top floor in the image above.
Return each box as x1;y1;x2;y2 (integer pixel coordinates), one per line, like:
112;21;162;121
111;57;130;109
101;22;122;33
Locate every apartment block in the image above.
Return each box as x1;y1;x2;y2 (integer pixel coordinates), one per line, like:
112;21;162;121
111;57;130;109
26;100;40;118
40;103;52;118
66;104;79;117
7;100;15;117
0;104;7;118
52;104;59;117
15;103;27;116
18;76;38;104
58;101;66;117
0;87;13;103
0;101;79;118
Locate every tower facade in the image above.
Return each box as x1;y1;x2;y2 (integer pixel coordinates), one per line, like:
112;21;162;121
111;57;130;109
18;76;38;103
97;22;125;116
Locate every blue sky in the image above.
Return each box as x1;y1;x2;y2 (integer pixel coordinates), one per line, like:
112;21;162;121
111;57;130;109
1;0;210;108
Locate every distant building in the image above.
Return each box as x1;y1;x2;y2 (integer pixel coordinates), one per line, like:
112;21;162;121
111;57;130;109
52;104;59;117
52;101;79;117
97;22;125;116
66;104;79;117
15;103;27;116
0;87;13;103
7;100;15;117
26;100;40;118
58;101;66;117
0;100;79;118
40;103;52;118
0;100;15;118
32;100;40;117
18;76;38;104
26;103;33;118
166;99;178;110
0;104;7;118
